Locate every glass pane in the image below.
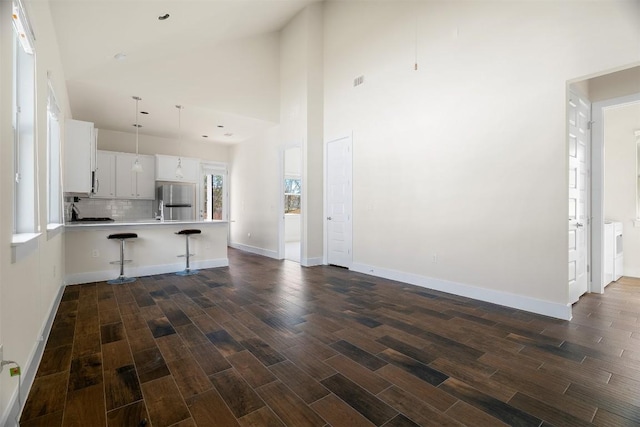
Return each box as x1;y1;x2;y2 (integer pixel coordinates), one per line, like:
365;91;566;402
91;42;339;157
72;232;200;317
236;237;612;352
204;173;224;220
284;178;301;214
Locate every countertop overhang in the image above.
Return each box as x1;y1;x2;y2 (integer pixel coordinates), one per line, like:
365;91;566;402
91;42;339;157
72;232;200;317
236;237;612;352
65;219;227;230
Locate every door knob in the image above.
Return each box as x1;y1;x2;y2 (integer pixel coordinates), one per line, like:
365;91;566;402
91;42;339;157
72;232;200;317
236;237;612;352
576;222;584;228
327;216;332;220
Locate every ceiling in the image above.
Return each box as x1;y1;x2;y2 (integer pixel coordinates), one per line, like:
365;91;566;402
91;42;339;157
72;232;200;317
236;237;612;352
48;0;319;145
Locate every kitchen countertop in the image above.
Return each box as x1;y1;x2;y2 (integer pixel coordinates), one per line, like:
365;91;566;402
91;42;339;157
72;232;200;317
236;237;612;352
65;219;227;229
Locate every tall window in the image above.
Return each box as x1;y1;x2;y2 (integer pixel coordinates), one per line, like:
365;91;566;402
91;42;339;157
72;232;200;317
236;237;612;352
201;163;227;221
12;0;37;234
47;81;62;225
284;177;301;214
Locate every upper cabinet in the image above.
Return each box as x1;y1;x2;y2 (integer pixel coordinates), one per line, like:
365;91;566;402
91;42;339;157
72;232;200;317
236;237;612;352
115;153;155;199
64;119;96;194
93;150;116;198
155;154;200;183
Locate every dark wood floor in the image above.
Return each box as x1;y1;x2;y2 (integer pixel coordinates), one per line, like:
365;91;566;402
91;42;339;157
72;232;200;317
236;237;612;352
19;248;640;426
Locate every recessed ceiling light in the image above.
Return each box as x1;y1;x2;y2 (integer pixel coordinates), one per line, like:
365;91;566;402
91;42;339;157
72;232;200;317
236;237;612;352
114;52;127;61
133;124;142;128
140;111;149;115
217;125;224;128
202;135;209;138
158;13;170;21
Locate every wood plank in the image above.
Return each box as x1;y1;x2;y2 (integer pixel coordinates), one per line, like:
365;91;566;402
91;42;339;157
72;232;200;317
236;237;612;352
209;369;265;418
62;383;106;426
378;386;462;426
186;389;241;427
320;373;397;425
227;350;276;388
310;394;374;427
256;381;326;427
376;364;457;412
141;376;191;426
132;346;170;383
438;378;542;427
21;372;68;421
238;406;286;427
106;401;149;427
269;360;329;404
329;339;387;370
189;342;232;375
325;354;390;395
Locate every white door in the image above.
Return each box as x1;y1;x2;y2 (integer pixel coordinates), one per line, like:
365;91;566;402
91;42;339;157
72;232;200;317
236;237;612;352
327;135;353;267
568;91;590;304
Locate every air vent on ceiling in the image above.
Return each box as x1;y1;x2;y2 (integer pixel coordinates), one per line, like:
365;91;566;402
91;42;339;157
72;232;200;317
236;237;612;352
353;75;364;87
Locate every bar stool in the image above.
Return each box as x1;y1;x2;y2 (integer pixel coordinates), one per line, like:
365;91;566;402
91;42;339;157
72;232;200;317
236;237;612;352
176;229;201;276
107;233;138;284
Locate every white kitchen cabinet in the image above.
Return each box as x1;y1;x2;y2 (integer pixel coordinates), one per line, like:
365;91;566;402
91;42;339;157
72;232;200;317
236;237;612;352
155;154;200;183
64;119;96;194
93;151;116;198
115;153;155;199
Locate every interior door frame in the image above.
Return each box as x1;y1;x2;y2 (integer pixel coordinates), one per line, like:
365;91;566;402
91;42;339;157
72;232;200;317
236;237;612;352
591;92;640;293
278;143;303;261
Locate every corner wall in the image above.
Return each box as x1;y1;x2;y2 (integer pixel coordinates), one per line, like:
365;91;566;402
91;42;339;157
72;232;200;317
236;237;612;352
322;0;640;313
0;0;70;423
229;4;324;264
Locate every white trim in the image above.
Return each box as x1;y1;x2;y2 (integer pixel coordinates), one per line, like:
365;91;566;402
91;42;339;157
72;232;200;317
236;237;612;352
350;262;572;320
0;284;64;427
46;223;63;240
591;92;640;294
229;242;279;260
64;258;229;285
301;257;323;267
10;233;41;263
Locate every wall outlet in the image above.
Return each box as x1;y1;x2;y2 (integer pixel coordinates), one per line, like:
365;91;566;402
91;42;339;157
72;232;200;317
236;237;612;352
432;253;438;263
92;249;99;258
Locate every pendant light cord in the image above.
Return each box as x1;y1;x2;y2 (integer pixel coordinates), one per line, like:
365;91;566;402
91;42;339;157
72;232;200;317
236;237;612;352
135;97;140;156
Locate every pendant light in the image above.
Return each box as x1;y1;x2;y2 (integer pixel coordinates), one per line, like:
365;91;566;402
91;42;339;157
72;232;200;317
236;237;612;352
175;105;184;179
132;96;143;173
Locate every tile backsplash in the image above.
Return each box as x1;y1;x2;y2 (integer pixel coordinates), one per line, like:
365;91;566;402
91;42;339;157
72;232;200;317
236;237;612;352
66;198;154;222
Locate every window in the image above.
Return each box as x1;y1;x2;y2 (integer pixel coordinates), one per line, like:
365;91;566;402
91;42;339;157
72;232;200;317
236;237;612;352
47;80;62;225
284;177;301;214
12;0;37;235
201;163;227;221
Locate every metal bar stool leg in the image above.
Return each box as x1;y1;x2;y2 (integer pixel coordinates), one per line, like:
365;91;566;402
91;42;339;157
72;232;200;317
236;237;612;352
176;229;201;276
107;233;137;284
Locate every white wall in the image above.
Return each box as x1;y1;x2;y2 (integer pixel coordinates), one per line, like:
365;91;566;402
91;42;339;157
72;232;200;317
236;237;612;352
322;0;640;312
97;128;229;163
604;102;640;277
588;65;640;103
0;0;70;423
230;4;324;264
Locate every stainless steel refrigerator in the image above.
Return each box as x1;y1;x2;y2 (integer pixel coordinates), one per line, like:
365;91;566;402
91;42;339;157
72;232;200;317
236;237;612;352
157;182;196;221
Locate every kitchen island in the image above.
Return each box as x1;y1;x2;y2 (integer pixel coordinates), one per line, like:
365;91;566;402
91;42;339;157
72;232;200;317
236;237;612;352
65;220;228;285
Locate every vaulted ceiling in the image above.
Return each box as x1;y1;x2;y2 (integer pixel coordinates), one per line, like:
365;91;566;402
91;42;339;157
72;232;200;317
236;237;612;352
49;0;319;144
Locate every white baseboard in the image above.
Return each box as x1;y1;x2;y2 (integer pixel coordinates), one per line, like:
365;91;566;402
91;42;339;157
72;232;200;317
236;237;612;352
64;258;229;285
229;242;279;260
350;262;572;320
622;269;640;279
1;283;65;427
301;257;323;267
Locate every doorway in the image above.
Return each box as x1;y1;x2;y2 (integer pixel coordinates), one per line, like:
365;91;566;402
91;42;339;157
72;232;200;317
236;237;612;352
571;64;640;300
281;146;301;262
